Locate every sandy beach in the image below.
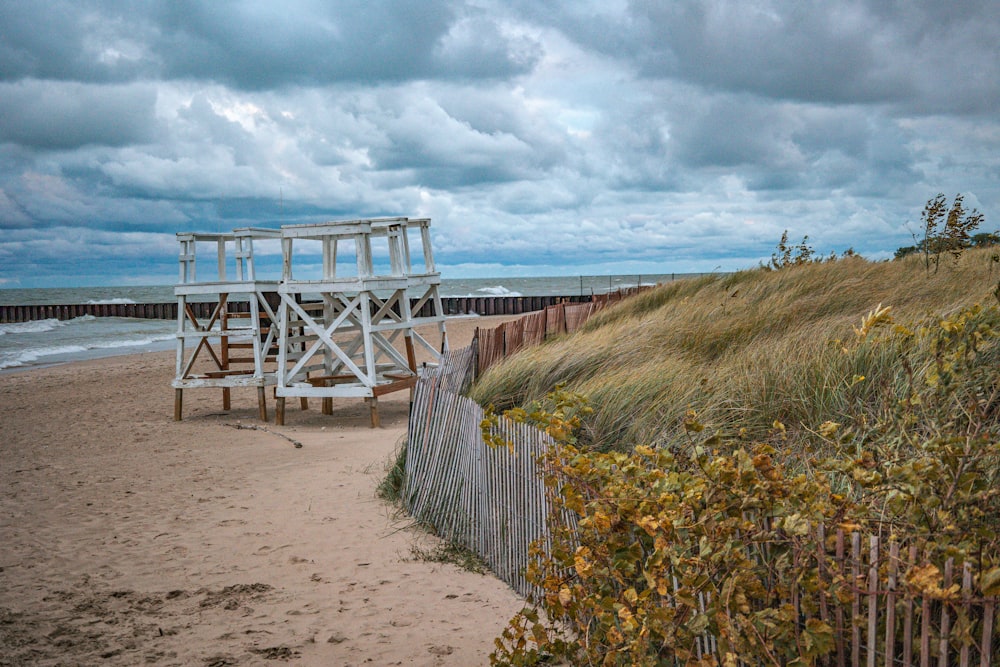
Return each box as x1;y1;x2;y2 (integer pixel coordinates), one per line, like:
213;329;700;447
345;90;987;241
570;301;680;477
0;315;523;666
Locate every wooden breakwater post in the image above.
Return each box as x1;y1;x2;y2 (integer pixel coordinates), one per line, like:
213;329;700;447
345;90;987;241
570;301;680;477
0;294;595;324
0;302;184;323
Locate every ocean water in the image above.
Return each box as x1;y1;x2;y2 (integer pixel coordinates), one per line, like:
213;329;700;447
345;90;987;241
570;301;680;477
0;274;698;371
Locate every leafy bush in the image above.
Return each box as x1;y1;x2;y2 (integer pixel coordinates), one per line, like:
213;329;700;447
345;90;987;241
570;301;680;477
837;304;1000;550
487;304;1000;665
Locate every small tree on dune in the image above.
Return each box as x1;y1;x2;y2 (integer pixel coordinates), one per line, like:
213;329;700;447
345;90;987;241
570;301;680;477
770;230;815;269
920;193;985;272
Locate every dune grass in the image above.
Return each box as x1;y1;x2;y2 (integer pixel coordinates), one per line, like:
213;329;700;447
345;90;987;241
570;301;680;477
469;248;1000;453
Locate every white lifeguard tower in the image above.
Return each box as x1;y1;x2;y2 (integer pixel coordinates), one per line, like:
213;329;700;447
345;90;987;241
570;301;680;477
273;217;448;426
171;228;282;421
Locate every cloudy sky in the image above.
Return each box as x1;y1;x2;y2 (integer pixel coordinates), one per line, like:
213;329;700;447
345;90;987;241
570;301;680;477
2;1;998;288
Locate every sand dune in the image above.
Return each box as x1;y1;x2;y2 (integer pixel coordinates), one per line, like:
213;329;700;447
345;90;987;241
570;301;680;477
0;315;522;666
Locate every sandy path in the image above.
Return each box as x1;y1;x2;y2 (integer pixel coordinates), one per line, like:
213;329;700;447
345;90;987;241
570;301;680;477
0;315;522;666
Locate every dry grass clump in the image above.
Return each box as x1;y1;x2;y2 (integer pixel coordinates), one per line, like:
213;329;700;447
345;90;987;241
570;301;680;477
469;248;1000;451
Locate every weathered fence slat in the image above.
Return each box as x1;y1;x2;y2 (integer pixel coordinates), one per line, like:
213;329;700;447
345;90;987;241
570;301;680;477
853;533;862;667
545;303;565;337
817;523;831;667
886;541;899;664
922;571;932;667
836;530;847;667
982;597;995;667
941;558;954;667
905;545;917;665
867;535;878;667
963;561;973;667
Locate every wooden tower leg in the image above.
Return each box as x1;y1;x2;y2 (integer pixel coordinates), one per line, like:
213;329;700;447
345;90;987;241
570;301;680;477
257;387;267;422
322;397;333;415
174;388;183;421
367;397;380;428
300;397;309;411
222;387;231;411
405;335;417;371
275;397;286;425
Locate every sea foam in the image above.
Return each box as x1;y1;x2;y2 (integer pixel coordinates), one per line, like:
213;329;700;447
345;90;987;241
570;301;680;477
0;344;87;369
450;285;524;298
86;298;137;305
478;285;522;296
0;318;65;336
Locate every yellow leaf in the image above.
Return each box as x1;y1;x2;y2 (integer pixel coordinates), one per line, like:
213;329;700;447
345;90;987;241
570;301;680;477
618;606;637;631
907;563;943;596
981;567;1000;596
531;623;548;644
593;511;612;532
683;409;704;432
818;421;840;438
782;512;811;536
574;547;593;579
637;514;660;536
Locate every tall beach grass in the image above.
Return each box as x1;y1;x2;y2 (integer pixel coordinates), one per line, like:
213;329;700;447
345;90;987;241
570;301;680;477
469;248;1000;453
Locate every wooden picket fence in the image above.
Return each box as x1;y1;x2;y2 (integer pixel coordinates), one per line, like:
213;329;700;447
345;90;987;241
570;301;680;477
473;286;649;378
403;346;556;597
822;532;998;667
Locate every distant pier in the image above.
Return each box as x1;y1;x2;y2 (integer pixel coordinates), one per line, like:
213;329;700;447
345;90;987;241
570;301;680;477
0;294;594;324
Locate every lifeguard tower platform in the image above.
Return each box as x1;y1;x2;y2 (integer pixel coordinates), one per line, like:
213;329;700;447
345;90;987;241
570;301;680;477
273;217;448;426
171;228;282;421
